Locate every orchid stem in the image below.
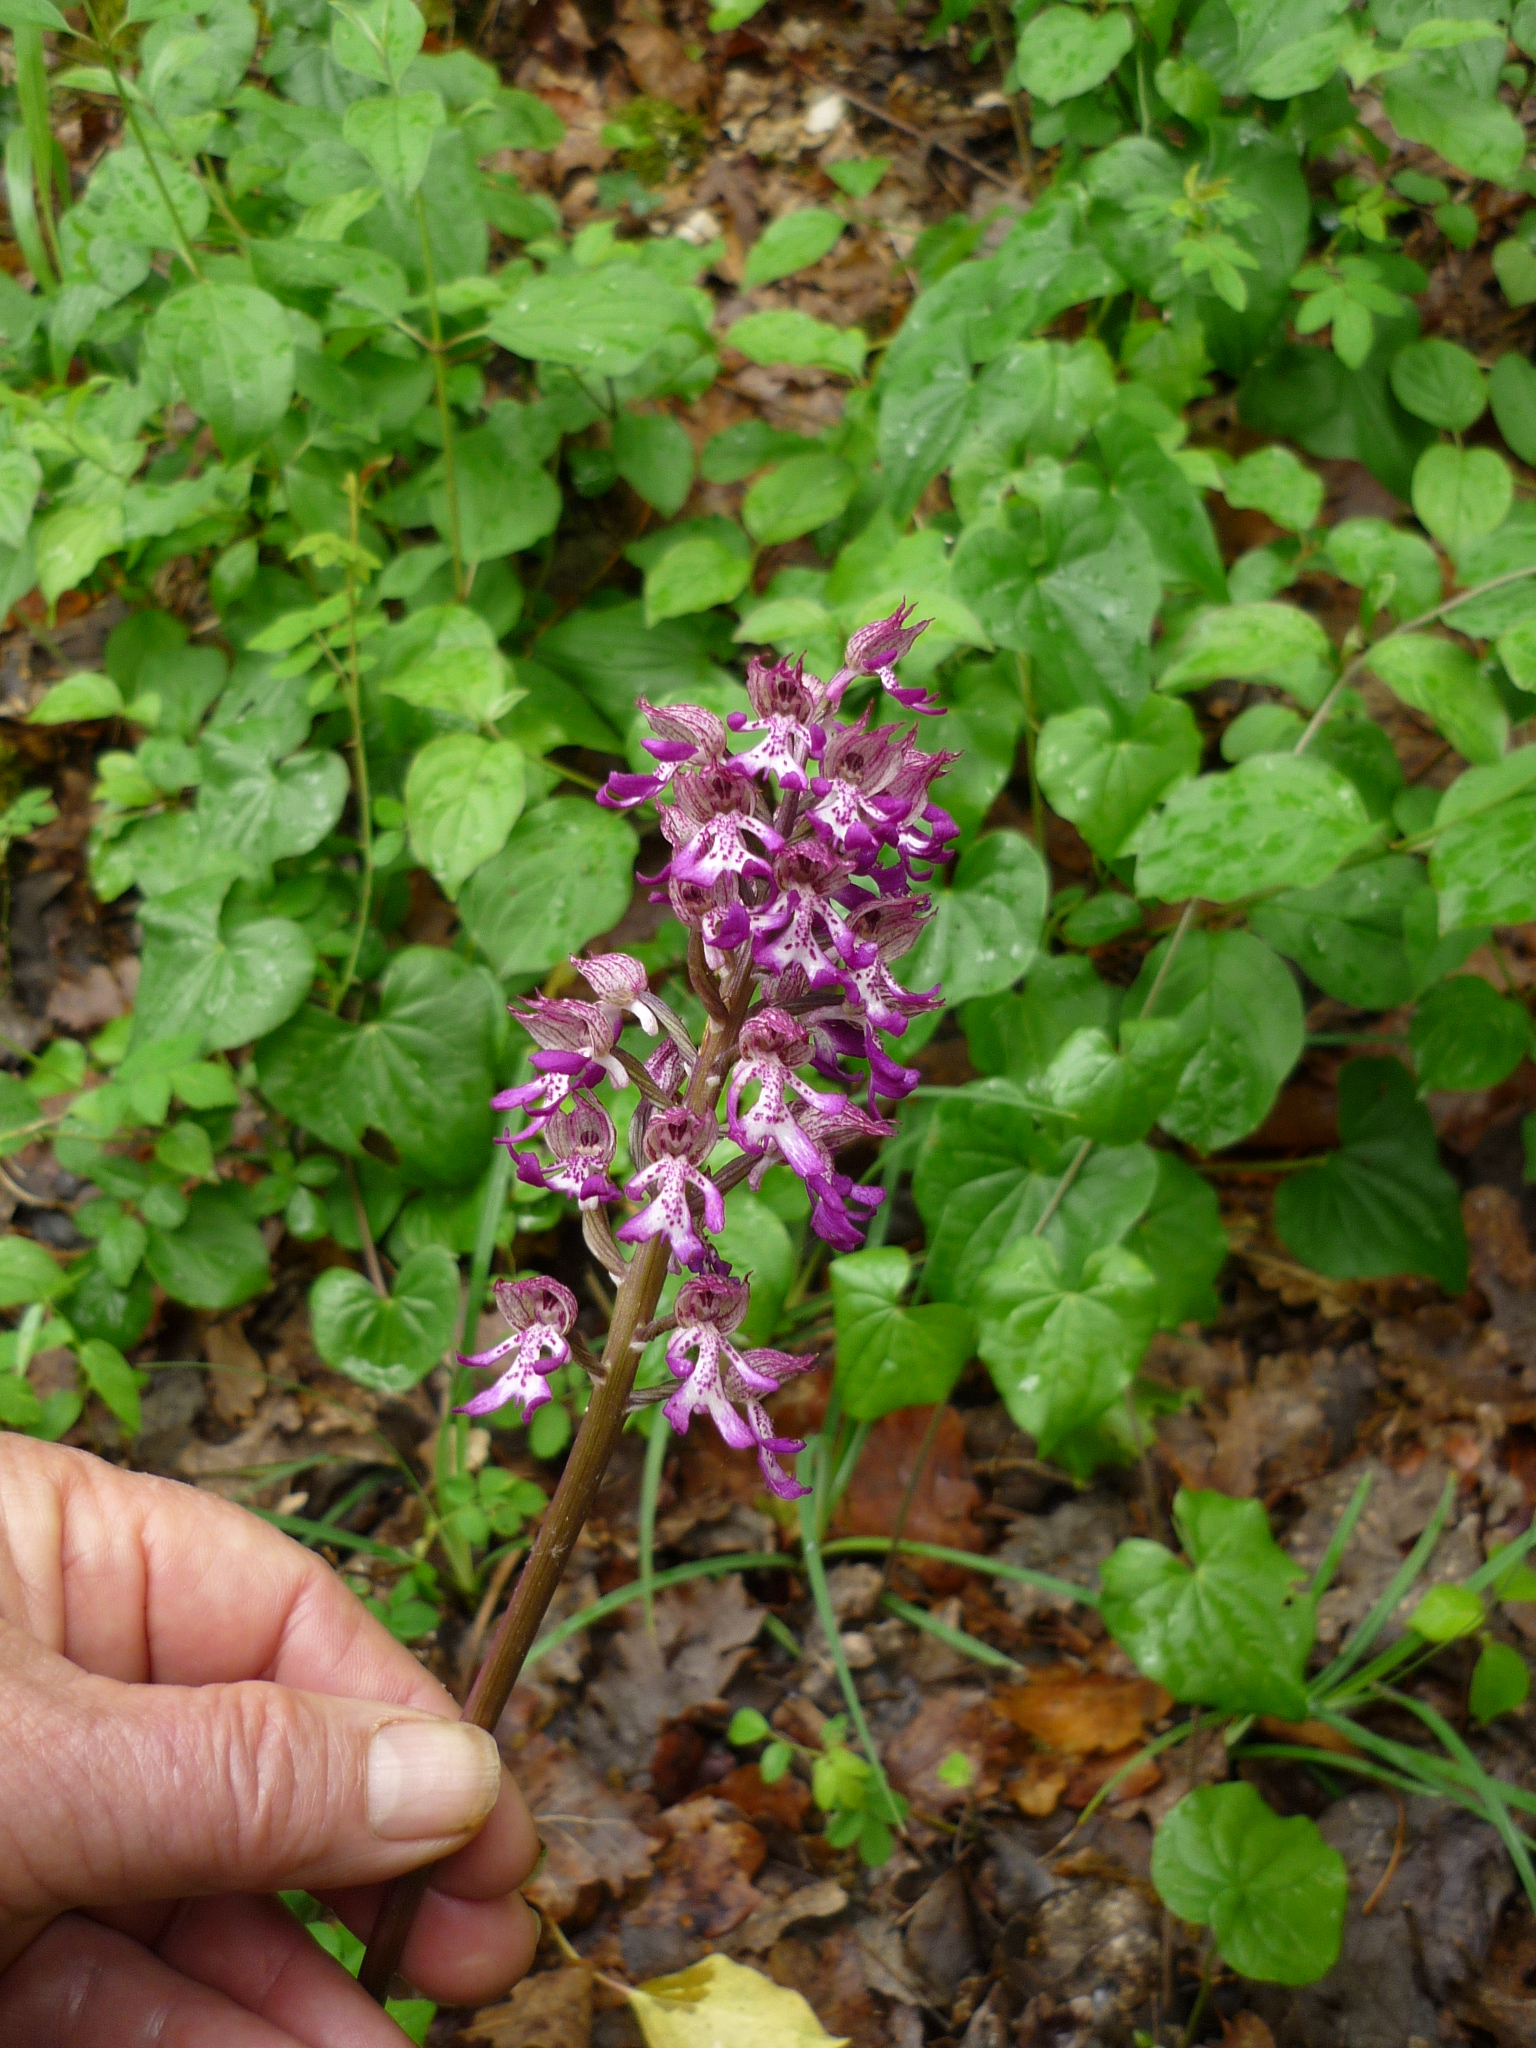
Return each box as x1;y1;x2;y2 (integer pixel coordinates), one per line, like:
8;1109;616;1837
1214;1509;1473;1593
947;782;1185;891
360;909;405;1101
359;957;755;2002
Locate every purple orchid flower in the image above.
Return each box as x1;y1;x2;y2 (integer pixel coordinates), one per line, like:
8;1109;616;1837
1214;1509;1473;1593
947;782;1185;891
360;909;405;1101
455;1277;577;1420
660;766;784;889
828;601;939;713
615;1105;724;1270
662;1274;815;1499
727;654;822;790
597;698;730;809
514;1093;621;1205
494;995;628;1139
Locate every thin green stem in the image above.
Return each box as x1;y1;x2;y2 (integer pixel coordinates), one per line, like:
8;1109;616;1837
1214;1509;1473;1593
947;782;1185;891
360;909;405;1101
821;1535;1099;1606
82;3;203;280
800;1444;904;1829
1031;1135;1093;1238
981;0;1033;192
1183;1941;1214;2048
458;1145;512;1359
881;1588;1023;1673
12;28;61;277
821;1417;870;1535
878;1400;946;1594
200;153;252;246
1016;652;1047;850
330;487;375;1016
343;1158;388;1296
1296;560;1536;753
638;1412;670;1635
415;192;465;600
1024;890;1202;1248
1136;898;1200;1023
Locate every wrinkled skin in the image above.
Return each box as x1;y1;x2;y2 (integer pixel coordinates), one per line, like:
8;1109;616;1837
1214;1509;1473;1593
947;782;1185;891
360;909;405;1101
0;1437;539;2046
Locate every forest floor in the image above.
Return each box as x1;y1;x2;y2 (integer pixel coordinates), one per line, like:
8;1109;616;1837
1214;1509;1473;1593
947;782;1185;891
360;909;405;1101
9;3;1536;2045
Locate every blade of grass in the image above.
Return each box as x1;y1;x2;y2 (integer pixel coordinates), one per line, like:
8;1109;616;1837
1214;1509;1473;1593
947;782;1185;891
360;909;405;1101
881;1588;1023;1673
1379;1687;1536;1907
1236;1741;1439;1804
823;1417;870;1526
801;1440;904;1828
761;1610;802;1657
1309;1468;1375;1599
1311;1474;1456;1698
1312;1705;1536;1824
823;1535;1099;1608
4;128;56;293
522;1551;788;1669
638;1411;670;1635
1467;1517;1536;1596
254;1509;421;1567
12;27;60;276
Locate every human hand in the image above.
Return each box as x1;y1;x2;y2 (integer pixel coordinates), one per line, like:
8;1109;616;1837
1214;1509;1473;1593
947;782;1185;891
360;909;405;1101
0;1435;540;2045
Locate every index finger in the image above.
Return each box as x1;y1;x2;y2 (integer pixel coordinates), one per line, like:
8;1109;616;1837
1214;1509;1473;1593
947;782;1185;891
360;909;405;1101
0;1438;450;1715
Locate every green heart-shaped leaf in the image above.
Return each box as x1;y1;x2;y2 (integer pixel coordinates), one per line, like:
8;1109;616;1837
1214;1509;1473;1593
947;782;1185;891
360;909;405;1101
310;1245;460;1393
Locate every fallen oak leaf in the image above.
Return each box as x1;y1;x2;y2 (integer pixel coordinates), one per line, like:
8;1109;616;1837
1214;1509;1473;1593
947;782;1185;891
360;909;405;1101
509;1733;658;1926
994;1667;1171;1758
620;1795;767;1944
1061;1742;1164;1810
629;1952;850;2048
730;1878;848;1954
459;1966;592;2047
1006;1754;1071;1817
716;1759;813;1831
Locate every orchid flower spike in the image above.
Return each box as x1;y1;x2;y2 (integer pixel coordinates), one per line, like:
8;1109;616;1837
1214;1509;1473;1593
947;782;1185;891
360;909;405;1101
504;615;955;1488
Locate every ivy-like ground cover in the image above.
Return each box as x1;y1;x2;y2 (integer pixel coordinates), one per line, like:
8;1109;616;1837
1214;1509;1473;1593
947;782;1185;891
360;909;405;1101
6;0;1536;2019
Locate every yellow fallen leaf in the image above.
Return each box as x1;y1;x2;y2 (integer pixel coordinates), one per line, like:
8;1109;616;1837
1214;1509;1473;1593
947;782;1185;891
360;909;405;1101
628;1952;850;2048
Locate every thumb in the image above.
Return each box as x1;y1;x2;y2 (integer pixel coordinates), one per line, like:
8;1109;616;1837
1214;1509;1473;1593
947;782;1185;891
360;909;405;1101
1;1630;503;1922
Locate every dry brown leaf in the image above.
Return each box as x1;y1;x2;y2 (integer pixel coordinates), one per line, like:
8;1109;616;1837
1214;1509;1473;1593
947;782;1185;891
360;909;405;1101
993;1668;1170;1757
510;1733;657;1927
1220;2017;1277;2048
612;0;707;109
831;1406;982;1589
584;1578;764;1767
1062;1744;1163;1810
885;1688;1008;1813
769;1929;887;2048
203;1317;264;1423
621;1794;766;1944
903;1868;979;1999
460;1966;592;2047
1255;1715;1360;1756
1006;1756;1070;1818
716;1760;813;1832
732;1878;848;1954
